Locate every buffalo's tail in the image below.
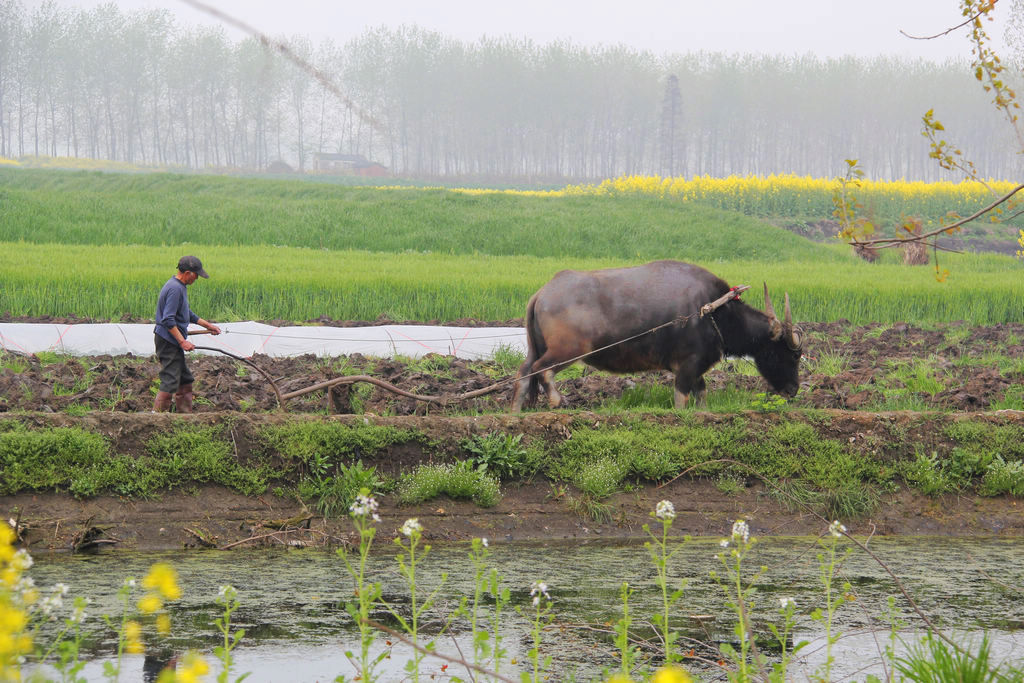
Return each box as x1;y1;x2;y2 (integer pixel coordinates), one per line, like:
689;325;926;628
512;295;544;409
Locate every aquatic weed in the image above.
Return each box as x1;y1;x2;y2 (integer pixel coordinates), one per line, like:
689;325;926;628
387;518;447;682
644;500;689;665
337;489;386;682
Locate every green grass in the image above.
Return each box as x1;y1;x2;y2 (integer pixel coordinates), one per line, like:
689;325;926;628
0;421;272;498
2;241;1022;325
258;422;425;472
2;168;1024;325
0;167;831;261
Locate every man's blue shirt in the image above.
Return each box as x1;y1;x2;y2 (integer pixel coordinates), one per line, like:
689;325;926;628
154;277;199;344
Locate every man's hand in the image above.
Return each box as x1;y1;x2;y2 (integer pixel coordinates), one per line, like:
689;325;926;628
207;324;222;336
181;339;196;352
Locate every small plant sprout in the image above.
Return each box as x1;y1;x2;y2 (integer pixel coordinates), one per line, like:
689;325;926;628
644;500;689;664
711;518;770;679
389;518;447;683
612;582;640;677
337;488;385;682
214;584;248;683
768;597;808;679
463;537;494;677
812;519;853;682
522;581;554;682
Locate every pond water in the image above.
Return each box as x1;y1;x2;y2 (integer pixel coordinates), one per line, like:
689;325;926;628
26;536;1024;682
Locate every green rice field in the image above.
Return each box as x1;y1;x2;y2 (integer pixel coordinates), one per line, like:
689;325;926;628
1;168;1022;324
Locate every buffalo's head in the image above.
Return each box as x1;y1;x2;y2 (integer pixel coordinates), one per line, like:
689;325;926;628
752;284;803;397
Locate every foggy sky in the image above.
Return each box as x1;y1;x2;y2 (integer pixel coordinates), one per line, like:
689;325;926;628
27;0;1005;62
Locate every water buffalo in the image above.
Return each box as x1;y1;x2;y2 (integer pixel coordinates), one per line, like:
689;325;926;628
511;260;802;411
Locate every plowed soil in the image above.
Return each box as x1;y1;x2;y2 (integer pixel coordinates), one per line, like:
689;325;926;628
3;318;1024;551
2;320;1023;415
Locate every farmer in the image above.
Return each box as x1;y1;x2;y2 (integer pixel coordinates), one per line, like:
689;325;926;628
152;255;221;413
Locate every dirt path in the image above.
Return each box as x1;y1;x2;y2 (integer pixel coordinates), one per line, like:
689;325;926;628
9;476;1023;554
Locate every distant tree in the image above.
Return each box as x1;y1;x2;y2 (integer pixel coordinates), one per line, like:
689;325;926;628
0;0;23;157
658;73;683;176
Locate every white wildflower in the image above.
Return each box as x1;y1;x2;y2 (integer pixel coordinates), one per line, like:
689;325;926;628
719;539;729;548
400;518;423;537
779;597;795;609
39;592;64;616
731;519;750;544
655;500;676;521
124;578;136;588
53;583;70;596
69;603;88;624
12;548;33;570
481;538;488;547
828;520;847;538
530;581;551;607
350;493;380;521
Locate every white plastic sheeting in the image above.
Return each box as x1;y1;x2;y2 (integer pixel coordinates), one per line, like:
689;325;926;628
0;322;527;360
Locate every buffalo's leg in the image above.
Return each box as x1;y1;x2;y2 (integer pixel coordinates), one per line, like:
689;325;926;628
672;374;706;410
673;388;690;410
511;370;530;412
541;369;562;408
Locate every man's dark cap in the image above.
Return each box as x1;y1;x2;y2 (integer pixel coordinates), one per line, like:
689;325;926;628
177;255;209;278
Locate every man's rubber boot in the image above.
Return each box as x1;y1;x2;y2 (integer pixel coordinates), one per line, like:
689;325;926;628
174;384;194;414
152;391;174;413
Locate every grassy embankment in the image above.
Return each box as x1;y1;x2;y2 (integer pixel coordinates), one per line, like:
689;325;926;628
3;414;1024;522
1;168;1022;324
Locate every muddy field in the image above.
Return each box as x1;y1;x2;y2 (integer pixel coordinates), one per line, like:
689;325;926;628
2;320;1022;415
4;318;1024;550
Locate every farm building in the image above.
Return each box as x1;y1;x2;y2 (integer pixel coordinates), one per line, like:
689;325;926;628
312;153;389;177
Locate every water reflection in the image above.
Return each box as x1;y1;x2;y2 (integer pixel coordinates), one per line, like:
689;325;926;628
27;536;1024;681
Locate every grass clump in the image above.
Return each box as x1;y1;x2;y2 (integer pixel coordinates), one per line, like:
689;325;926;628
297;460;389;518
978;456;1024;496
490;343;525;376
0;422;271;499
0;351;29;373
138;424;270;496
461;432;544;480
260;421;425;474
552;419;884;518
0;424;110;496
397;461;501;507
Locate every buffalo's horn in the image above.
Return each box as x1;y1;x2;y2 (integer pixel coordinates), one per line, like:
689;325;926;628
783;293;802;349
763;282;778;320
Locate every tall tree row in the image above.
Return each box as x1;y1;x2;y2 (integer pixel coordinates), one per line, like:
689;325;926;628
0;0;1017;182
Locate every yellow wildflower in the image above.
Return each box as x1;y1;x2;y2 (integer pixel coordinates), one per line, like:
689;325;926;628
143;563;181;601
125;619;144;654
175;651;210;683
138;594;163;615
604;674;633;683
652;666;693;683
0;604;28;634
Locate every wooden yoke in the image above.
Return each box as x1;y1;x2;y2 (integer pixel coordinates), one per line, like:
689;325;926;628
700;285;750;317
